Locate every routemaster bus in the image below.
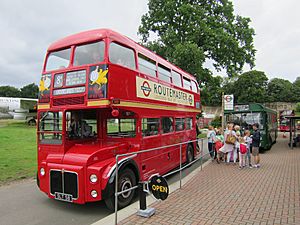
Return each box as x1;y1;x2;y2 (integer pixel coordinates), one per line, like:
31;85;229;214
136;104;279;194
279;110;295;132
224;103;277;150
37;29;201;210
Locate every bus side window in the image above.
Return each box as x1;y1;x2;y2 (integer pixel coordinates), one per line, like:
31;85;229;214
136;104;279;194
175;118;184;131
162;117;173;133
183;77;191;90
186;117;193;130
142;118;159;136
138;54;157;78
158;64;171;83
109;42;136;70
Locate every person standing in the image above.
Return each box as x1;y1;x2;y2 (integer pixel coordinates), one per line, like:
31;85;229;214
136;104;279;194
214;129;224;163
252;124;261;168
220;123;237;163
239;138;247;169
234;125;241;164
207;125;216;160
243;130;252;168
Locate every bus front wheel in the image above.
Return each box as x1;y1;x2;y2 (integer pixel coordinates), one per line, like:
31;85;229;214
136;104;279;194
105;168;136;211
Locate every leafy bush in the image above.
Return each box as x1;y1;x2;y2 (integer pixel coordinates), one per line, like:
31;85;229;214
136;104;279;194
210;116;221;128
296;102;300;112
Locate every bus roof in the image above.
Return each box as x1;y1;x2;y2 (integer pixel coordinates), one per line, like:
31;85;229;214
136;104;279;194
224;103;277;114
47;28;197;81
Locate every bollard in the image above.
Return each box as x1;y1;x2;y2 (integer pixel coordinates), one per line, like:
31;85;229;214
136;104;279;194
137;182;155;218
139;182;147;210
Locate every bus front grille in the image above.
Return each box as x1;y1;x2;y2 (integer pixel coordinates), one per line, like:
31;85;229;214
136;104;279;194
50;170;78;199
53;96;84;106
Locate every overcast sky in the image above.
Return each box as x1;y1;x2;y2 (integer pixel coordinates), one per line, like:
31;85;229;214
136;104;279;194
0;0;298;88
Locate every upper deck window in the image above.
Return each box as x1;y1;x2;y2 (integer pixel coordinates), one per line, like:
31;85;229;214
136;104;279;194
183;77;191;90
109;42;136;70
46;48;71;71
158;64;171;83
191;80;198;93
138;54;157;77
172;71;182;87
73;41;105;66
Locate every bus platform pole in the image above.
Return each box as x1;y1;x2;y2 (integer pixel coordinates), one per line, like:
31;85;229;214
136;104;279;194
137;182;155;218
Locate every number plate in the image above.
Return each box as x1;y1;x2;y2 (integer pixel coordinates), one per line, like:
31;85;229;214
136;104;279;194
55;192;73;202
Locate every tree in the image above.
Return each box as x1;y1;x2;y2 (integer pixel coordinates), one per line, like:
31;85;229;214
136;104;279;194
0;86;20;97
267;78;294;102
201;75;224;106
231;70;268;104
295;102;300;112
139;0;256;83
292;77;300;102
20;83;39;98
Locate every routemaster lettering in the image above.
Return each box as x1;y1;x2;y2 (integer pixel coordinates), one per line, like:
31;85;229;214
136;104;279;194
138;77;194;106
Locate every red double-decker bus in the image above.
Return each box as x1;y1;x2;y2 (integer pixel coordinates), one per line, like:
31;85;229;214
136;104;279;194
37;29;201;209
279;110;294;132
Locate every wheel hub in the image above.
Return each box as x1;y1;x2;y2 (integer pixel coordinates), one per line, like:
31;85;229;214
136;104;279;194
120;179;132;198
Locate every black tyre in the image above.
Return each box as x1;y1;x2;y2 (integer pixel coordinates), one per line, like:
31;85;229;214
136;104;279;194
104;168;136;211
28;119;36;126
186;144;194;165
36;172;40;188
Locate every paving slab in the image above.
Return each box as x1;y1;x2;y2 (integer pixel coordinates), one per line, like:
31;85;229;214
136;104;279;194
118;136;300;225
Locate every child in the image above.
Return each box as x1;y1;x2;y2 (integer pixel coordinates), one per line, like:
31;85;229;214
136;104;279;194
207;126;216;160
243;130;252;168
239;138;247;169
233;125;241;163
214;129;224;163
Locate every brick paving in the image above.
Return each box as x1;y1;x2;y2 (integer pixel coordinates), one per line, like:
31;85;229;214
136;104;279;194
120;137;300;225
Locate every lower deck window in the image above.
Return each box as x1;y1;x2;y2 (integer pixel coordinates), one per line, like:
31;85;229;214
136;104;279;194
107;118;136;137
142;118;159;136
66;110;97;139
175;118;184;131
39;111;63;144
162;117;174;133
186;118;193;130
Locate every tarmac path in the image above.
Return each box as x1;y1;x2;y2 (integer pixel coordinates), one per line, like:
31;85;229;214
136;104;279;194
0;178;111;225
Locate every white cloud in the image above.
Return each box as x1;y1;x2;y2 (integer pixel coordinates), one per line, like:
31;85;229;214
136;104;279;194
233;0;300;82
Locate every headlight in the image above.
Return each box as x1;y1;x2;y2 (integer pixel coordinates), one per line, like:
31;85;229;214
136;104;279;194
91;190;98;198
40;168;45;176
90;174;98;183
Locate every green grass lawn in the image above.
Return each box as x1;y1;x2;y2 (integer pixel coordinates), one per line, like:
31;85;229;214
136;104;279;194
0;120;37;185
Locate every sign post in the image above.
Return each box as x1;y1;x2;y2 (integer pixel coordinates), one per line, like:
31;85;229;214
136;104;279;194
223;94;234;130
221;92;225;132
224;95;234;111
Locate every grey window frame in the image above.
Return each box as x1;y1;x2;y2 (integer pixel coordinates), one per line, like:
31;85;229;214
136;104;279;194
172;70;182;87
109;42;136;70
183;77;191;90
73;41;105;66
158;64;171;83
46;48;71;71
107;118;136;137
161;117;174;134
175;118;185;131
138;54;157;77
142;118;160;137
191;80;198;93
186;118;193;130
